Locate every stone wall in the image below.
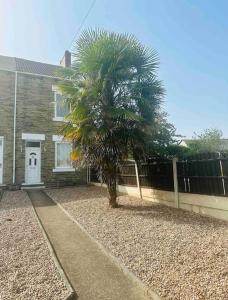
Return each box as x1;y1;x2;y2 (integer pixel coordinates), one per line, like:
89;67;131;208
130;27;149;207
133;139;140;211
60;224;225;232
0;70;86;187
0;70;15;185
15;72;86;187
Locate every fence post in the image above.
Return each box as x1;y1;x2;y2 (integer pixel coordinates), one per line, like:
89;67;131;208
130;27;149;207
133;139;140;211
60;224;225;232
87;166;91;183
172;157;179;208
87;166;89;183
219;152;226;195
134;161;142;199
89;166;91;183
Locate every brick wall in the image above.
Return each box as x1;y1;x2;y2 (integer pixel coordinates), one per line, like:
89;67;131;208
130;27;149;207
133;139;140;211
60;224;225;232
0;70;15;184
0;70;86;187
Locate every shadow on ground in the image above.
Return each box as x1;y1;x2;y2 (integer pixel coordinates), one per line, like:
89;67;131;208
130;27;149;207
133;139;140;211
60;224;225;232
119;203;227;228
46;186;227;229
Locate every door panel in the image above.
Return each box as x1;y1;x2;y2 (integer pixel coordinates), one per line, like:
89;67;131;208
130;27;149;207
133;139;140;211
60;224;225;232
25;147;41;184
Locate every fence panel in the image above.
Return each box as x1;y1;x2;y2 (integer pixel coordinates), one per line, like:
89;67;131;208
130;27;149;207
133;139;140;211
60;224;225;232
90;168;100;183
117;163;137;186
177;161;188;193
222;158;228;196
139;159;174;191
188;177;223;195
177;153;228;196
225;178;228;196
222;159;228;176
90;153;228;197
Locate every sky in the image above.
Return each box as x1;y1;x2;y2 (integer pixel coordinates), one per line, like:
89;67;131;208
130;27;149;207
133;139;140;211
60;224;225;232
0;0;228;138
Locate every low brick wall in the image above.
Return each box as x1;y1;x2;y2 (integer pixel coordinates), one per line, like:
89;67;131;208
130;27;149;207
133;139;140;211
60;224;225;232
92;183;228;221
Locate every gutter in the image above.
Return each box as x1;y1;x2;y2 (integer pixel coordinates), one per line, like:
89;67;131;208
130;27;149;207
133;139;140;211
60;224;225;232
0;68;62;80
13;71;18;184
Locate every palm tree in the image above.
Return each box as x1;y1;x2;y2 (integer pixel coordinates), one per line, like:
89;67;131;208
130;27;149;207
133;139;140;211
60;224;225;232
59;29;165;207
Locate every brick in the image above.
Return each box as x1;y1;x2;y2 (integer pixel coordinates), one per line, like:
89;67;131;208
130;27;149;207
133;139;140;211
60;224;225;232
0;70;86;187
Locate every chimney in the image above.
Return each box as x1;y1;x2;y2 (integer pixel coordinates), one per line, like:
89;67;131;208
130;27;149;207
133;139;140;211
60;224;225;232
60;50;71;68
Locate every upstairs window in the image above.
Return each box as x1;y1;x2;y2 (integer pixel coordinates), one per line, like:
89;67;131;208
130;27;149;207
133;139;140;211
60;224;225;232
54;92;70;121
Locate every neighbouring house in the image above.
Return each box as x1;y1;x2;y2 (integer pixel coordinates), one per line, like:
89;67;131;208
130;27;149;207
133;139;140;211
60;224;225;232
179;139;228;151
0;51;86;188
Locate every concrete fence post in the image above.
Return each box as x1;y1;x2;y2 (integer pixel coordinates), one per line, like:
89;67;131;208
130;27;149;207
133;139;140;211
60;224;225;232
172;157;179;208
87;166;90;184
134;161;142;199
218;152;226;195
89;166;91;183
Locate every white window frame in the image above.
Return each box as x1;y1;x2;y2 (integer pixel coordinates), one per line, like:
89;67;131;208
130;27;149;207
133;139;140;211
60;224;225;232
0;136;4;185
52;137;75;172
52;86;71;122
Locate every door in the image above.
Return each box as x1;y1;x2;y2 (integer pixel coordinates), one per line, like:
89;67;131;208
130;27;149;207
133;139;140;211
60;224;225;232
25;144;41;184
0;138;3;184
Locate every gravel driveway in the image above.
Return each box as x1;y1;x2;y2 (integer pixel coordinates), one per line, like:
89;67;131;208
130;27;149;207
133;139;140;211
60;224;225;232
0;191;68;300
46;186;228;300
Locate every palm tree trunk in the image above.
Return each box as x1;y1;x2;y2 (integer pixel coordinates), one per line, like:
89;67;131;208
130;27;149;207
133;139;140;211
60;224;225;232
106;171;118;208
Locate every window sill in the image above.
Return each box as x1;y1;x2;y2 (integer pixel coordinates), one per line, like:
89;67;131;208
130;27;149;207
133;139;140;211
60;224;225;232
52;168;75;173
53;117;67;122
21;182;44;186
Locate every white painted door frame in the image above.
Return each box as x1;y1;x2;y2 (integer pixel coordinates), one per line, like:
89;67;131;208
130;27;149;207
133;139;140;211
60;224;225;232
0;137;3;184
25;143;41;184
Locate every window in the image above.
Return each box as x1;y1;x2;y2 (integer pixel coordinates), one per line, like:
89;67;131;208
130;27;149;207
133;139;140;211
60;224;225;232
54;92;70;121
54;142;74;172
25;141;41;148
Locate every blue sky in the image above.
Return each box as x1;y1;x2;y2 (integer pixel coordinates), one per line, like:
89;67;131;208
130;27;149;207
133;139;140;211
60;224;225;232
0;0;228;138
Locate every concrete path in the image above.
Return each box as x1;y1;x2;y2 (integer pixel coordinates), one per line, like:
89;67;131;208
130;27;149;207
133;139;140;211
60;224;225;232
28;190;150;300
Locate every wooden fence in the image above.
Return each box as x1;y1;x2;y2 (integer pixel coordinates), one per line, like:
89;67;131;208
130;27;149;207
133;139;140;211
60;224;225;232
90;152;228;197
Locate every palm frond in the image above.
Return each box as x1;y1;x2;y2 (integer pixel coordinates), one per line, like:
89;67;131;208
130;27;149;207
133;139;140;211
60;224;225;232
58;28;174;171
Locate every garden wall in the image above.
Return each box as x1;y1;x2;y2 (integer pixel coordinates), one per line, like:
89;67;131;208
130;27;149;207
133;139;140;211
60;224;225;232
90;153;228;221
92;183;228;221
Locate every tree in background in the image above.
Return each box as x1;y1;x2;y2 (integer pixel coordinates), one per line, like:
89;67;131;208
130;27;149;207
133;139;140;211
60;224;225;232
58;29;174;207
146;112;178;157
188;128;223;153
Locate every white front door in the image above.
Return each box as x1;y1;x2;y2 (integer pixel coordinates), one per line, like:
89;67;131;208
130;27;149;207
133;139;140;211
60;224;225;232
0;138;3;184
25;146;41;184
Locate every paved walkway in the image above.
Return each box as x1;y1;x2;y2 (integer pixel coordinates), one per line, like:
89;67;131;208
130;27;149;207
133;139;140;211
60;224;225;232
28;190;150;300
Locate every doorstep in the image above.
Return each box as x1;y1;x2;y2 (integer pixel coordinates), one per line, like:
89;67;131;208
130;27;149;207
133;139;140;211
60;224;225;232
21;183;46;190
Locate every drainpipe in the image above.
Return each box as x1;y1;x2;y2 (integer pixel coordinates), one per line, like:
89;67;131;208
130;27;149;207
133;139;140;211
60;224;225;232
13;72;18;185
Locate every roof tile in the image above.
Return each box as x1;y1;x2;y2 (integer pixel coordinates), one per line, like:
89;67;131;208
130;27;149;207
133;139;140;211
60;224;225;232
0;55;61;77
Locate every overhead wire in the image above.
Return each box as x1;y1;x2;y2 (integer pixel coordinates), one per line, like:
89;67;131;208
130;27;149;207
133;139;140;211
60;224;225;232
68;0;97;50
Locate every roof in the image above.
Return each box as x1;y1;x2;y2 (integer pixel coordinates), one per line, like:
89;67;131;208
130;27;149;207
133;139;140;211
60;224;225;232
0;55;16;71
0;54;61;77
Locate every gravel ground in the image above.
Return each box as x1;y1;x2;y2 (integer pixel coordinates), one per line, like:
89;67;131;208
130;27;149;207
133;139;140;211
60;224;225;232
0;191;68;300
46;186;228;300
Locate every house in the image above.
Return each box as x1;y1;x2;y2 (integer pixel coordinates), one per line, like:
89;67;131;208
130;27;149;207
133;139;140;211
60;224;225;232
0;51;86;188
179;139;228;151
